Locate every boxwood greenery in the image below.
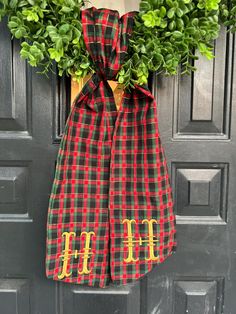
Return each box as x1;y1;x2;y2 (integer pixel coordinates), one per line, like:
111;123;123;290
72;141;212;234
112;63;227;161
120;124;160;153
0;0;235;89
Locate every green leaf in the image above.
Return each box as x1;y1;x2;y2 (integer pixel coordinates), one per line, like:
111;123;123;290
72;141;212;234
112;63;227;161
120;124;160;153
22;9;39;22
176;8;183;17
168;20;176;30
191;18;198;26
60;6;73;13
55;37;63;50
159;6;166;18
59;24;70;34
176;18;184;30
80;62;90;69
185;26;195;34
172;30;183;38
9;0;18;9
167;8;175;18
198;42;215;59
8;21;19;29
160;19;167;28
166;0;174;8
48;48;64;62
15;29;23;38
46;26;59;42
118;76;125;84
139;1;152;12
141;11;162;28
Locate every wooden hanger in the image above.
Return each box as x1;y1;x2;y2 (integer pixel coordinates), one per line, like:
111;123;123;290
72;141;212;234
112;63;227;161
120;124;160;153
71;75;124;111
85;0;139;15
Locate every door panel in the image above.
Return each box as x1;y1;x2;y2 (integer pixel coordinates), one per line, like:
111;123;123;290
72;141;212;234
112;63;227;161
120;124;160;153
61;284;140;314
172;27;232;140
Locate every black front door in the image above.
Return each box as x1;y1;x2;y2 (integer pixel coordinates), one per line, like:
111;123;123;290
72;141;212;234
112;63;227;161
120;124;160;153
1;14;236;314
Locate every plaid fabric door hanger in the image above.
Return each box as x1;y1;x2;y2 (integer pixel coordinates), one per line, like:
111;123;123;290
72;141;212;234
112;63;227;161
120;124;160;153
45;6;177;288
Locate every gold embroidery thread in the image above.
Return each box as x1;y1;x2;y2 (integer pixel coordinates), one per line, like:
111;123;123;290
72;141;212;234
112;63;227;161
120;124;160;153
140;219;159;261
58;231;77;279
58;218;160;278
58;231;95;279
122;219;141;262
78;231;95;275
122;219;159;263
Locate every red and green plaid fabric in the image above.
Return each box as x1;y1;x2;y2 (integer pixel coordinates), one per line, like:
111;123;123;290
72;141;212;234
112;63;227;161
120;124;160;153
45;7;177;288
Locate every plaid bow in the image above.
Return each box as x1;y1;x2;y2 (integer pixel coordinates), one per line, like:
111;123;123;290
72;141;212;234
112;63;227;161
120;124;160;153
45;7;177;288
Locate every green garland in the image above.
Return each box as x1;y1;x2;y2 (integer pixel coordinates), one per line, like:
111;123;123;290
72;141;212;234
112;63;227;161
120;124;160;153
0;0;235;89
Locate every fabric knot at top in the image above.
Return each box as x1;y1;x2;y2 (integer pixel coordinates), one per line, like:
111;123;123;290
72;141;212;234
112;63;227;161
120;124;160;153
82;6;137;81
75;7;153;113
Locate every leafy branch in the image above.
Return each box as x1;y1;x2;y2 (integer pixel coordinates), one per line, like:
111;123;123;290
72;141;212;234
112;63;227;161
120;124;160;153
0;0;94;81
117;0;236;88
0;0;236;89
